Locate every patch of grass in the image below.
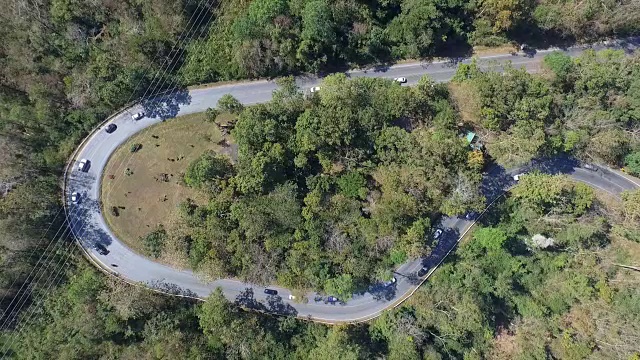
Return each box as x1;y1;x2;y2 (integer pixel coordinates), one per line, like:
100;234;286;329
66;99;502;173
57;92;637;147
473;44;518;56
448;82;482;126
101;112;235;258
460;222;478;245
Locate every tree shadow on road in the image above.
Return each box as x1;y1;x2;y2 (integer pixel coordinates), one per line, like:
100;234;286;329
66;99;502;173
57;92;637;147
66;198;114;254
235;288;266;311
147;280;200;298
530;155;579;176
480;164;512;201
234;288;299;316
371;285;397;302
265;295;298;316
141;88;192;120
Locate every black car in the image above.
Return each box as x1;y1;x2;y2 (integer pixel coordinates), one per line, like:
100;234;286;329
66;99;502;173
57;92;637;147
465;211;479;220
417;267;429;277
264;288;278;295
105;124;117;133
95;244;109;256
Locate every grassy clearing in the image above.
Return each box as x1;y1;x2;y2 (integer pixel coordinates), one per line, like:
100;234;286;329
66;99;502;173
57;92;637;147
101;112;235;258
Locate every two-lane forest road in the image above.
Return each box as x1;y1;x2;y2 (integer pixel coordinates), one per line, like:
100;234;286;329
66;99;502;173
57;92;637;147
64;38;640;323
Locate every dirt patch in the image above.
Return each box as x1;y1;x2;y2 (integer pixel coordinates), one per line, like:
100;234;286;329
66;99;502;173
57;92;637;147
488;326;519;360
101;112;235;257
448;82;482;127
473;44;518;57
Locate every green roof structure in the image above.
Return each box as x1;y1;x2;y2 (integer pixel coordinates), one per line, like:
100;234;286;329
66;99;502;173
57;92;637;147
465;131;476;143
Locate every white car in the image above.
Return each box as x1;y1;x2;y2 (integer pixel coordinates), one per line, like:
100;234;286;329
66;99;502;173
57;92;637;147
433;228;443;239
78;159;89;172
513;173;525;181
132;112;145;120
310;86;321;93
70;192;79;203
394;77;407;83
383;277;397;287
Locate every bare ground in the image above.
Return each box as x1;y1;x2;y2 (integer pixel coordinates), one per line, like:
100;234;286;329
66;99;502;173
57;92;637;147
101;112;234;257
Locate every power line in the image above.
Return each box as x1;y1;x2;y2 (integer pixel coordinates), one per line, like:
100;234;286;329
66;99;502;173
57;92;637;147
0;0;214;315
0;0;217;349
0;0;208;312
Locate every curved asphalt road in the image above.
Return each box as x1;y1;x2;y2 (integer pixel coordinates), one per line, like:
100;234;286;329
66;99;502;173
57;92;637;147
65;38;640;323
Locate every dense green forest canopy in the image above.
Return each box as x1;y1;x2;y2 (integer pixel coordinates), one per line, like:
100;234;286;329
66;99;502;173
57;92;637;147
0;0;218;319
5;173;640;359
451;49;640;169
153;50;640;298
181;0;640;81
170;75;485;295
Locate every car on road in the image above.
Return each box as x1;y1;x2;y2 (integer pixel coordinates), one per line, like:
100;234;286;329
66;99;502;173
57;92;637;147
383;277;397;287
70;192;80;204
288;294;296;300
131;112;145;120
310;86;321;93
417;267;429;277
519;44;536;57
394;77;407;83
583;163;598;171
78;159;89;172
326;296;339;303
95;244;109;256
264;288;278;295
513;173;525;181
433;228;443;240
105;124;117;133
465;211;478;220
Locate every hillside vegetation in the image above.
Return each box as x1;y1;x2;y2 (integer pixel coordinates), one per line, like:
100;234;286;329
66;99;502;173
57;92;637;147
146;51;640;299
5;173;639;359
181;0;640;81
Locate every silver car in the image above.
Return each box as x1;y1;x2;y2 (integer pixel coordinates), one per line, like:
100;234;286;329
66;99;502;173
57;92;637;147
78;159;89;172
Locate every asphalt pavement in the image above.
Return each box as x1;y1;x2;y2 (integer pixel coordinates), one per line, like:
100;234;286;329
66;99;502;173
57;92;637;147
64;37;640;323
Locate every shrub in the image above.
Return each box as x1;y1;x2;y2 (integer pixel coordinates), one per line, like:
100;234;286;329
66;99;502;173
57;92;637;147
205;107;219;122
141;226;167;258
184;151;233;189
130;143;142;153
217;94;244;114
624;151;640;176
337;172;367;199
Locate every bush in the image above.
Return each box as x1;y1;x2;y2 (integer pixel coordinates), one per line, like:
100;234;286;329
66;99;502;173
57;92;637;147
324;274;354;301
130;143;142;153
184;151;232;189
337;172;367;199
141;226;167;258
205;107;219;122
217;94;244;114
624;151;640;176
